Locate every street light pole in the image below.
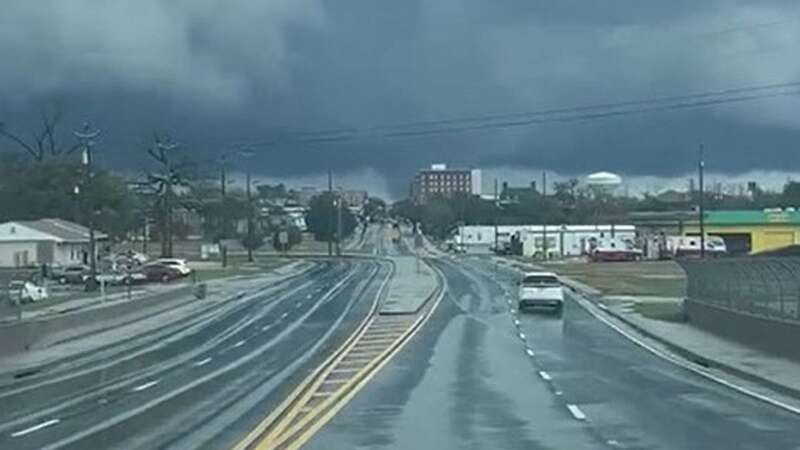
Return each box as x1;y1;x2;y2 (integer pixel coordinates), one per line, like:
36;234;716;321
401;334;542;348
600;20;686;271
74;122;100;283
698;144;706;259
237;149;256;263
328;169;333;257
336;190;343;257
542;170;548;261
246;165;254;262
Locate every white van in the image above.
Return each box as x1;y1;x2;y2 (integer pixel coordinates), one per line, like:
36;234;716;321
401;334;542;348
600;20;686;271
518;272;564;314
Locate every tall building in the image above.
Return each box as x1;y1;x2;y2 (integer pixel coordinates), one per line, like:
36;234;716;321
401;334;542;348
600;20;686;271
413;164;476;203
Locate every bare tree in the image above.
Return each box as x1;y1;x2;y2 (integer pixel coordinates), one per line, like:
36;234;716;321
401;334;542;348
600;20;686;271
0;104;80;161
142;132;196;257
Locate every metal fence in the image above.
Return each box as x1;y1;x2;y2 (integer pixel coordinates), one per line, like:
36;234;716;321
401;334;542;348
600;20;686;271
678;257;800;323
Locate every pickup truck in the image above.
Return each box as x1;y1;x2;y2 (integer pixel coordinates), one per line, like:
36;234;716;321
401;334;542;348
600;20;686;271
518;271;564;314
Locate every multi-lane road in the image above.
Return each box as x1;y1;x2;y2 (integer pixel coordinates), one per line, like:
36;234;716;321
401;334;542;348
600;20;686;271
5;224;800;449
0;253;390;449
305;256;800;450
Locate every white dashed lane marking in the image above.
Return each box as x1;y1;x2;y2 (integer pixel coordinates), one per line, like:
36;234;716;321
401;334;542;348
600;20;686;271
131;380;159;392
193;358;212;367
280;312;289;320
566;404;587;421
538;370;552;381
233;340;246;348
10;419;60;437
526;348;535;357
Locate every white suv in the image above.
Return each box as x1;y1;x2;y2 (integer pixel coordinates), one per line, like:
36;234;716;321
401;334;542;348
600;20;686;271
518;272;564;314
156;258;192;276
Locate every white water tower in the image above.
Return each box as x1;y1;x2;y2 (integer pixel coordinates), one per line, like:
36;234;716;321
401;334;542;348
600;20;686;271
586;171;622;196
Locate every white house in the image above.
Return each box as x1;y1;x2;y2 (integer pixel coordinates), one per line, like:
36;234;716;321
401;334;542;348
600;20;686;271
0;219;108;268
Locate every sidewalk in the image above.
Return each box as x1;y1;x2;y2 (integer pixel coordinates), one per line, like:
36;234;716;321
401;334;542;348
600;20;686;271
379;256;439;315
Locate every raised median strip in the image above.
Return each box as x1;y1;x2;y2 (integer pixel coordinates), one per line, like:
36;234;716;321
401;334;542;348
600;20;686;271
379;256;438;315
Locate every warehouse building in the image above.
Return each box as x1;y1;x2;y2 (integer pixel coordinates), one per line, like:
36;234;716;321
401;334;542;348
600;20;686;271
682;209;800;255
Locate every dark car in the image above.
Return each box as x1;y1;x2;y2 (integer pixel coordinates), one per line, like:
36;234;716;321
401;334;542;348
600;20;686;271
141;264;182;283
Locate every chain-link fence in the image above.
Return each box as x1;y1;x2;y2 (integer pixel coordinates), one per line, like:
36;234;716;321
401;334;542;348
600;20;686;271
678;257;800;322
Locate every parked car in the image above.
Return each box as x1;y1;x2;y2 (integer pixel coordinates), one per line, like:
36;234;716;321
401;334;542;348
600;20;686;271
113;249;149;268
155;258;192;276
7;280;49;304
142;264;182;283
518;271;564;314
52;264;91;284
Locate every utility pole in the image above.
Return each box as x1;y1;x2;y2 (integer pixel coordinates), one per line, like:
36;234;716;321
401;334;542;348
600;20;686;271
699;144;706;259
157;139;178;258
246;165;254;262
74;122;100;285
328;169;333;257
336;189;343;257
494;178;499;253
542;170;548;260
220;153;228;238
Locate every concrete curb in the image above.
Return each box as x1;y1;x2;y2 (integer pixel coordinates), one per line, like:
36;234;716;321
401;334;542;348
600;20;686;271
560;277;800;402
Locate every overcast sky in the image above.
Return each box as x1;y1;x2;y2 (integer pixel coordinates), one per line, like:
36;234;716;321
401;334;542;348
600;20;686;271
2;0;800;198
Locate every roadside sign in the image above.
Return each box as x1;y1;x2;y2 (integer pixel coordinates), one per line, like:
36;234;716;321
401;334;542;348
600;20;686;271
278;231;289;252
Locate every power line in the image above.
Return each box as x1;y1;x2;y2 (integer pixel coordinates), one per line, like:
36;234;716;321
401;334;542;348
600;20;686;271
237;80;800;148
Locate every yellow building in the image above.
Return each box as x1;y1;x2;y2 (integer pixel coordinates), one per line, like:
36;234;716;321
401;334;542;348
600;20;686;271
684;209;800;254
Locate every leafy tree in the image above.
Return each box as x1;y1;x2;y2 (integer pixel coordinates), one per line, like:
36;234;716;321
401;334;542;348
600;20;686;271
0;154;139;239
256;183;287;199
363;197;387;220
306;193;357;241
783;181;800;205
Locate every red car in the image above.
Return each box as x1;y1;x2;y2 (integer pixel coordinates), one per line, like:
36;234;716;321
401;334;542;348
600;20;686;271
141;264;182;283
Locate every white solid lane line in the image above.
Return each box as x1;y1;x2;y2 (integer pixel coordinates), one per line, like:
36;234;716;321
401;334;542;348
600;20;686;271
10;419;60;437
193;358;212;367
566;404;587;421
131;380;159;392
538;371;552;381
526;348;535;357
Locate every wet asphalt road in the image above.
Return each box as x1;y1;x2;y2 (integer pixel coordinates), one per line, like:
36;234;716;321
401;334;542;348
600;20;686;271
0;258;389;450
306;257;800;450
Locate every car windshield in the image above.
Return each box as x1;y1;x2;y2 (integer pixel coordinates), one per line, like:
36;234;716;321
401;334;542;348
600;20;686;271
5;2;800;450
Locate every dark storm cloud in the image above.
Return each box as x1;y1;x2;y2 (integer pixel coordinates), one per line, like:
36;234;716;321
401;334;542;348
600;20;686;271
2;0;800;195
